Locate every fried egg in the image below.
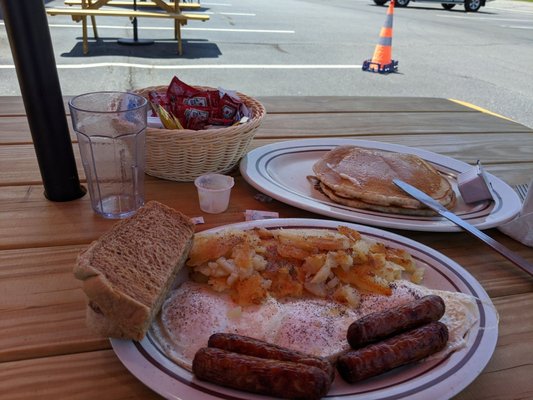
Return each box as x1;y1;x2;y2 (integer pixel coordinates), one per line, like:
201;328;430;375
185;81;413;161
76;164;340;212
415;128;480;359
151;279;479;371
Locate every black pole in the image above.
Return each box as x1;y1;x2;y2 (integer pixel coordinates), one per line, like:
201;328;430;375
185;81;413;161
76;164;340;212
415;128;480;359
133;0;139;41
0;0;86;201
117;0;154;46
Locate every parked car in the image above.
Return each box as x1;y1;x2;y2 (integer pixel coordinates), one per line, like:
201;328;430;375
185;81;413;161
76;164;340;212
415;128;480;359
373;0;489;12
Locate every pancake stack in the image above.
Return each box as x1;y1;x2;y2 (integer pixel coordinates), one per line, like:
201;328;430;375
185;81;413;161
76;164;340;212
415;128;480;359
311;146;456;216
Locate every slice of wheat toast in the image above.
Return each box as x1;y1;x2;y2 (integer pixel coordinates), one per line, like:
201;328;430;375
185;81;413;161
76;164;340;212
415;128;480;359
74;201;194;340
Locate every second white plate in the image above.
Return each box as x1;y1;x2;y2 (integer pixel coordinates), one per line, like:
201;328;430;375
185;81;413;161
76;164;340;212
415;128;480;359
240;139;521;232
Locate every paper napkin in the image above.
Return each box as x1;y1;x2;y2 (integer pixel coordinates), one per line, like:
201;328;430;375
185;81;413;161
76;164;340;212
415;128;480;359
498;179;533;247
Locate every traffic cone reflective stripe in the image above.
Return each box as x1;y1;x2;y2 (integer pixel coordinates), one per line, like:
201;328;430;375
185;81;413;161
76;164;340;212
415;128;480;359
379;7;394;37
379;28;393;40
363;0;398;74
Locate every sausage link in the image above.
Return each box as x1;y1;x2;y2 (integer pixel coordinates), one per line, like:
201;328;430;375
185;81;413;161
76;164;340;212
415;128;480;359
193;347;331;400
208;332;335;382
337;321;449;383
347;294;445;348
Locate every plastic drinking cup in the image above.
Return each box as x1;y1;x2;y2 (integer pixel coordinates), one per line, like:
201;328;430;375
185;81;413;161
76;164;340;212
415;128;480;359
69;91;148;219
194;173;235;214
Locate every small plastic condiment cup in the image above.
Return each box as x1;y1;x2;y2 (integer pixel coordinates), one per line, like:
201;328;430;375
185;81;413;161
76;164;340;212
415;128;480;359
194;173;235;214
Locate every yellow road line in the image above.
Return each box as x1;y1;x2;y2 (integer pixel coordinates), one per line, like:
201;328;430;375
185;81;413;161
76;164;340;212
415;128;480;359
448;98;515;122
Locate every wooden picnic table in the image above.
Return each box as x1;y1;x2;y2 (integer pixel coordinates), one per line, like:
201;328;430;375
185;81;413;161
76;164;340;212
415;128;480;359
0;95;532;399
46;0;208;54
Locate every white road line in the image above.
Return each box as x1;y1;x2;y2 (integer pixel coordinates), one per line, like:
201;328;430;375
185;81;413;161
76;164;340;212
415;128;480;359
500;25;533;29
0;63;361;70
181;11;255;15
436;14;532;22
202;2;232;5
0;22;293;34
218;12;256;16
487;6;533;15
184;27;294;33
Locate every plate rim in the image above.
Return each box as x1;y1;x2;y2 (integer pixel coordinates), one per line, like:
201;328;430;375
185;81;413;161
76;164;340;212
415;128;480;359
111;218;499;400
239;138;521;232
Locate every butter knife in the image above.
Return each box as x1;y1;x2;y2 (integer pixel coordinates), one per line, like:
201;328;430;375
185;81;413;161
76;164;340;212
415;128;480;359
393;179;533;277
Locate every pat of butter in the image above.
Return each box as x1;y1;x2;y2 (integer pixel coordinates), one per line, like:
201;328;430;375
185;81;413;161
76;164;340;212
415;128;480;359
147;116;164;129
245;209;279;221
457;161;493;203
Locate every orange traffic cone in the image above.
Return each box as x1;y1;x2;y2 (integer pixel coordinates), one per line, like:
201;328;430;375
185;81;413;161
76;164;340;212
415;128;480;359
363;0;398;74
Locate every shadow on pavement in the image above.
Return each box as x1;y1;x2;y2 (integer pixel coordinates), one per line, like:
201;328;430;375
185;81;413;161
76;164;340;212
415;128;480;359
60;38;222;58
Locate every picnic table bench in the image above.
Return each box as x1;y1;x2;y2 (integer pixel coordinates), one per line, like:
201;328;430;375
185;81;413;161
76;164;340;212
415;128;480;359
63;0;202;10
46;0;209;55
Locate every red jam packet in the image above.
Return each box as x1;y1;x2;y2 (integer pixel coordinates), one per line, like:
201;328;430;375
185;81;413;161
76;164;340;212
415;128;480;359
219;94;240;120
166;76;200;99
174;104;211;130
148;91;171;117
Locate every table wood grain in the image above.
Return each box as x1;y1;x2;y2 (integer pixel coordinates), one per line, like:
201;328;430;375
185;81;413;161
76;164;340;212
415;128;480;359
0;95;531;400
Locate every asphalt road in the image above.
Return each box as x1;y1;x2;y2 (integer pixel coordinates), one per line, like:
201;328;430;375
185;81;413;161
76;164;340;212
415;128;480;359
1;0;532;128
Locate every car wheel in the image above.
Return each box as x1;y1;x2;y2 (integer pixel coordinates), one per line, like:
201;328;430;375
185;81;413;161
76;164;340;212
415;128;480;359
441;3;455;9
373;0;388;5
396;0;410;6
464;0;481;11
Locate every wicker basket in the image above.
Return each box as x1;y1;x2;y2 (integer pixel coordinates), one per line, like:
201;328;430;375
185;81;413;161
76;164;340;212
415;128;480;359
135;86;266;182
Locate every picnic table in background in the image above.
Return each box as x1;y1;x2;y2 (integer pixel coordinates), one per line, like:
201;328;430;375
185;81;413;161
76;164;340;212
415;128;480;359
45;0;209;54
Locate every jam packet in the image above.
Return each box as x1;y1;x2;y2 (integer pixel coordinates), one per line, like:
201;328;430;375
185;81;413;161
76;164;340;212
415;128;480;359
166;76;200;99
457;160;493;203
174;104;211;130
148;90;171;117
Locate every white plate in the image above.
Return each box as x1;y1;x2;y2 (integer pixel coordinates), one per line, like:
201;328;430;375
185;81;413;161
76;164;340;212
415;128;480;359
111;218;499;400
239;138;522;232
